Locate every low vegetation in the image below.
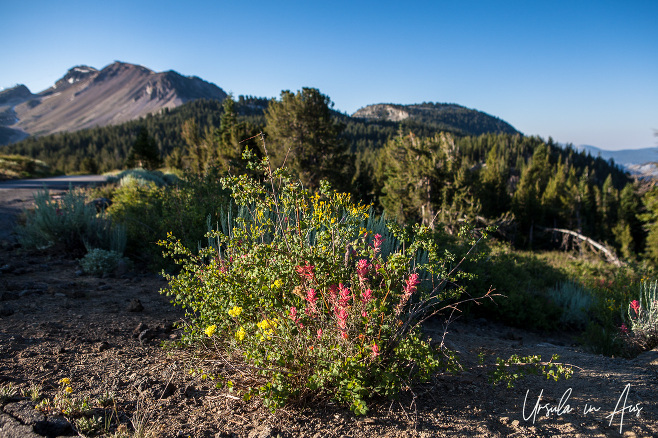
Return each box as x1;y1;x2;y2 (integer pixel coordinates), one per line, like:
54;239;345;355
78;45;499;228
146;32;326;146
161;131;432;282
0;153;53;180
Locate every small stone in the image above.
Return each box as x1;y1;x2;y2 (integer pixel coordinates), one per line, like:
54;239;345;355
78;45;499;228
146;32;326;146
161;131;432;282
511;420;520;427
127;299;144;312
96;341;110;352
75;269;84;276
0;305;14;317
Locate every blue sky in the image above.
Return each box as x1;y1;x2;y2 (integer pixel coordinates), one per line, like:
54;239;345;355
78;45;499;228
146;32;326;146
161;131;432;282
2;0;656;150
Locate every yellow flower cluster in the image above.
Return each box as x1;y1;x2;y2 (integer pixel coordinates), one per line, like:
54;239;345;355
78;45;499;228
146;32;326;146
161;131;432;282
257;318;277;330
271;279;283;289
236;327;246;341
205;324;217;337
257;318;278;340
58;378;71;386
228;306;243;318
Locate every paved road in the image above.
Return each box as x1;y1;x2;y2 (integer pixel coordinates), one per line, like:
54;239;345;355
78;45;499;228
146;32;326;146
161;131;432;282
0;175;108;190
0;175;109;242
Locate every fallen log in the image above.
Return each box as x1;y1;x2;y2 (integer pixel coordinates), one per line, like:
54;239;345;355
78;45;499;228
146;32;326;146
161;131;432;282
538;226;623;267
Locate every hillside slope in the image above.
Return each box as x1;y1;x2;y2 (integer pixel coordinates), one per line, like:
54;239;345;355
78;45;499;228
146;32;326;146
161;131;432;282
0;62;227;144
352;103;520;136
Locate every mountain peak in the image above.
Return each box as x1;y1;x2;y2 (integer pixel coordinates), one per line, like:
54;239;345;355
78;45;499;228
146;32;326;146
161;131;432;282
49;65;98;92
0;84;34;105
1;62;227;144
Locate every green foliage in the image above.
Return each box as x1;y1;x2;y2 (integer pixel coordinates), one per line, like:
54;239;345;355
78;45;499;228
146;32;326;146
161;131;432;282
159;150;488;414
79;248;127;276
17;188;126;255
106;168;178;188
265;88;352;192
0;382;17;403
547;281;594;330
108;170;231;266
0;153;53;180
465;246;565;331
380;132;463;228
488;354;573;388
125;127;161;170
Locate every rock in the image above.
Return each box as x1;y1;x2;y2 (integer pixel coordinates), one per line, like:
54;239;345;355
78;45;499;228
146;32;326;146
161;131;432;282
98;285;112;291
0;413;42;438
75;269;84;277
127;299;144;312
3;400;45;424
34;415;74;437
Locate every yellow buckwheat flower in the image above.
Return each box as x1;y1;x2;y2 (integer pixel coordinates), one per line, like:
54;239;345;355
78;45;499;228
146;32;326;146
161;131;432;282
204;325;217;337
58;378;71;386
228;306;243;318
257;318;277;330
271;279;282;289
64;386;73;394
236;327;246;341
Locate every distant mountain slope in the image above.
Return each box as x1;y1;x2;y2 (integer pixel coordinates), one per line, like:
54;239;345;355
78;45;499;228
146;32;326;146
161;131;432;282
352;103;520;136
575;144;658;167
0;62;227;144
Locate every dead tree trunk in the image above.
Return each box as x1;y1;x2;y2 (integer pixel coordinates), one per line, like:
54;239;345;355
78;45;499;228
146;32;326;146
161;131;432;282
539;227;623;267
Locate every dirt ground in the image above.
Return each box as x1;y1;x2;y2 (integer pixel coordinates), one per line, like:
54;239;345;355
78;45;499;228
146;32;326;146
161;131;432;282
1;190;657;438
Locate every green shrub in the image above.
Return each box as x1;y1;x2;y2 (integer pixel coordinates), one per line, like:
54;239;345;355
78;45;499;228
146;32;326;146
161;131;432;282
106;168;178;188
17;188;125;254
108;169;231;267
465;247;565;331
547;281;594;330
0;154;52;180
160;151;490;414
79;248;127;276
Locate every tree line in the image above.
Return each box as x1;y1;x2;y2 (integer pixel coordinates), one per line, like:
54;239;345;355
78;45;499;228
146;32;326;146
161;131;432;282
3;88;656;263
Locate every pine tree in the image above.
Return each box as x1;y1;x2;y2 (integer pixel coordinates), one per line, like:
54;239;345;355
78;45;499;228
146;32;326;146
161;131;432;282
125;127;161;170
264;88;351;191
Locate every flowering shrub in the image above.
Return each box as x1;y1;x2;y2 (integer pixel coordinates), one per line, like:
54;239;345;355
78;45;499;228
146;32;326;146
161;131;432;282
160;148;491;414
621;280;658;352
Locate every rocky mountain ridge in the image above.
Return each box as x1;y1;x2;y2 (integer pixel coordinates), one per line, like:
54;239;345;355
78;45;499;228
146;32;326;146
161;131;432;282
352;102;520;136
0;62;227;144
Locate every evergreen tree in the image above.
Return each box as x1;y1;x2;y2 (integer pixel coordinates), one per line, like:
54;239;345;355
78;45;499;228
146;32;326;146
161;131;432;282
380;132;454;228
125;127;161;170
265;88;351;191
